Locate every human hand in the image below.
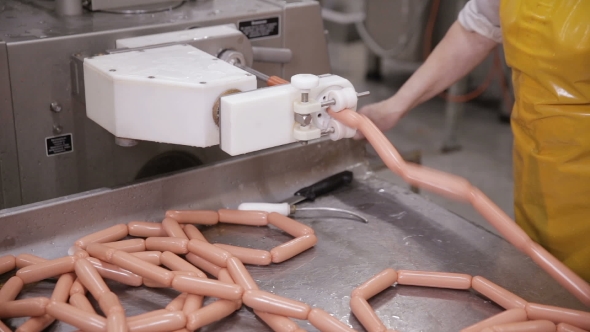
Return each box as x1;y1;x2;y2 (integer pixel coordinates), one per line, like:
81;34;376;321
353;99;405;140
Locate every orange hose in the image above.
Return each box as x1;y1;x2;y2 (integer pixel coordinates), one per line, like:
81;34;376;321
267;76;289;86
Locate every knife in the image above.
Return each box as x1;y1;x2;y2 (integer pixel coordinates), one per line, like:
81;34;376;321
282;170;353;205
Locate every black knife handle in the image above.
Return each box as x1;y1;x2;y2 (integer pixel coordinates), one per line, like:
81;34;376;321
294;171;353;201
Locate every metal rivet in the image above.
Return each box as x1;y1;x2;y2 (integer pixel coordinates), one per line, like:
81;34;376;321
50;102;62;113
53;125;63;134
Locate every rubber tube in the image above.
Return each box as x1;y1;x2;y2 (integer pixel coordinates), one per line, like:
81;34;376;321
165;210;219;225
270;235;317;263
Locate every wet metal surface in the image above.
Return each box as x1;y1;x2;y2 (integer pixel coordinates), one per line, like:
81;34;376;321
0;140;586;331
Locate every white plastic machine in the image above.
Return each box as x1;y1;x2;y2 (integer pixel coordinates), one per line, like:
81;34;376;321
84;24;364;156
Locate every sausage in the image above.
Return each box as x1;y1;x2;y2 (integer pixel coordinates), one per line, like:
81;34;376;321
107;311;128;332
86;257;143;287
166;210;219;225
68;246;89;259
182;225;207;241
145;237;189;255
227;257;258;291
218;209;268;226
0;320;11;332
98;291;124;316
0;297;50;318
525;303;590;330
127;309;169;323
187;239;233;267
254;310;302;332
46;301;107;332
0;255;16;275
75;224;129;249
183;294;204;316
162;218;189;239
171;274;243;300
74;258;110;299
396;270;472;290
217;268;234;284
166;293;188;311
15;254;47;268
130;251;162;266
270;234;317;263
160;251;206;278
16;256;76;284
185;253;221;278
87;243;117;262
242;290;310;320
103;239;146;253
557;323;588;332
70;279;87;296
268;213;314;237
460;308;528;332
186;299;240;330
128;221;167;238
0;276;24;302
69;293;96;314
110;251;174;287
127;310;186;332
471;276;527;310
143;272;200;288
52;273;76;302
351;268;397;300
349;296;386;332
308;308;356;332
213;244;272;266
16;315;55;332
483;320;557;332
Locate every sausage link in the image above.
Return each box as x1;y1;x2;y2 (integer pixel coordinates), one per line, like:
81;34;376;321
227;257;258;290
187;239;232;267
74;258;110;299
308;308;356;332
0;320;11;332
472;276;527;310
213;244;271;266
15;254;46;268
255;310;302;332
349;296;386;332
461;308;528;332
166;293;188;311
130;251;161;266
16;315;55;332
75;224;129;249
162;218;188;239
126;309;169;323
484;320;556;332
0;276;24;302
16;256;76;284
127;222;167;238
270;235;317;263
185;253;221;278
186;299;240;330
217;268;234;284
98;291;124;316
0;255;16;275
46;301;106;332
69;293;96;314
182;294;204;316
87;243;117;262
160;251;206;278
127;310;186;332
107;311;128;332
0;297;50;318
70;279;87;296
171;274;243;300
110;251;174;287
145;237;188;255
397;270;472;289
86;258;143;287
268;213;314;237
218;209;268;226
526;303;590;330
182;225;207;241
166;210;219;225
242;290;310;320
103;239;146;253
557;323;588;332
351;268;397;300
52;273;76;302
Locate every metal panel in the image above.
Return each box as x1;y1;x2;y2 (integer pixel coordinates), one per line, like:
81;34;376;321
0;139;586;331
0;41;21;209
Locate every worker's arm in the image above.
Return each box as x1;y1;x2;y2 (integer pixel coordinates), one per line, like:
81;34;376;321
355;1;501;137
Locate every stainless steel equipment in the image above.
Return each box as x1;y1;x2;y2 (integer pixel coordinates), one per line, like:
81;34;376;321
0;139;586;331
0;0;331;209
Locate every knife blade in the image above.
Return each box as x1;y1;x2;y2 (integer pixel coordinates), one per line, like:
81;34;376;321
281;170;353;205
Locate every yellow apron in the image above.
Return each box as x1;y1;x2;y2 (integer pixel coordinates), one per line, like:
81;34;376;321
500;0;590;281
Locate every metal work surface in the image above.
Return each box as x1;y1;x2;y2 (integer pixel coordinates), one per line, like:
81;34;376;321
0;140;586;331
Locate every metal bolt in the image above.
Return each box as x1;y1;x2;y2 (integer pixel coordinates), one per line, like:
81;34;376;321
53;125;63;134
294;113;312;127
50;102;62;113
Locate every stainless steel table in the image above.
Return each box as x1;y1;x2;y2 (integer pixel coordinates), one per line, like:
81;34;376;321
0;140;586;331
